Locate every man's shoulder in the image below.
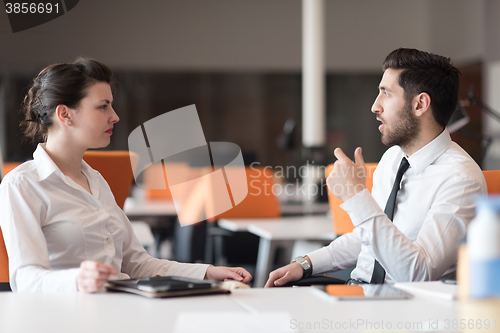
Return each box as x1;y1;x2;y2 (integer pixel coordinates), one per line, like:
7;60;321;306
443;141;484;175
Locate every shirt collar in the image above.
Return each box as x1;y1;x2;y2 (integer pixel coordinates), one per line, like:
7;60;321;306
33;143;95;182
33;143;65;181
406;129;452;175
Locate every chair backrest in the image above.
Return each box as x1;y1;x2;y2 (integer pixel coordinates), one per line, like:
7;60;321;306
482;170;500;194
205;166;281;221
143;162;196;200
0;228;8;284
3;162;22;177
326;163;378;235
83;151;139;209
0;153;139;285
1;161;23;285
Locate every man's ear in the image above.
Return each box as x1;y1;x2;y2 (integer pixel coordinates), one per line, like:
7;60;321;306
54;104;73;126
413;92;431;117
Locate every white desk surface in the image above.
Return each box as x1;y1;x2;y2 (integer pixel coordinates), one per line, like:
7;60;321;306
218;215;335;241
123;198;178;217
280;202;329;216
0;286;482;333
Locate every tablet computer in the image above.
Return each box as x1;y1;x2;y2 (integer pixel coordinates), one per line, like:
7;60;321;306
324;284;413;300
106;276;230;298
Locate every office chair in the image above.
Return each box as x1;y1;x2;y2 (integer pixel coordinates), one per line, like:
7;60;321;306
287;167;500;287
282;163;377;287
325;163;378;235
482;170;500;194
0;152;148;291
143;162;174;200
203;166;282;266
1;161;23;291
83;151;139;209
83;151;154;249
3;162;22;177
0;228;9;291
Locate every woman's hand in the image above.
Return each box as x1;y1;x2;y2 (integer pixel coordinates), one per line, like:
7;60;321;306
204;265;252;284
77;260;117;293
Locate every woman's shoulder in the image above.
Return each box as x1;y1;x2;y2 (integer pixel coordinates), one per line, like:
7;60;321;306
1;160;38;186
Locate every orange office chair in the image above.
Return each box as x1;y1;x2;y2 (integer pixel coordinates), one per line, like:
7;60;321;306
205;166;281;221
482;170;500;194
3;162;22;176
83;151;154;249
0;153;141;291
200;166;281;265
143;162;204;203
325;163;378;235
326;167;499;235
0;228;8;291
1;161;23;291
83;151;139;209
143;163;174;200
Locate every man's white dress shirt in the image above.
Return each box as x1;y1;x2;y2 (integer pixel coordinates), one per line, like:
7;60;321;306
308;130;486;282
0;144;208;292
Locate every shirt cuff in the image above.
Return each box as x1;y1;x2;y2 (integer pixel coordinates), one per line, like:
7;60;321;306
307;247;335;275
171;263;210;280
340;189;384;227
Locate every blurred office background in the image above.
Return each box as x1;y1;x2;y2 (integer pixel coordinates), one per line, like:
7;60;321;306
1;0;499;171
3;0;500;280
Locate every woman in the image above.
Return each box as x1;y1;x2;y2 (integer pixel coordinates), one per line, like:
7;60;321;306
0;58;251;292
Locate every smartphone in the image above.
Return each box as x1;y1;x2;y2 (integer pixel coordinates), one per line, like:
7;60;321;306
324;284;413;300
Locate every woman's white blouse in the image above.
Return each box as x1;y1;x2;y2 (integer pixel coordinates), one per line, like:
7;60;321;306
0;144;208;292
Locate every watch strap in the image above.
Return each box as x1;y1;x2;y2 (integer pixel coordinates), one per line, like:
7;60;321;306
291;256;312;278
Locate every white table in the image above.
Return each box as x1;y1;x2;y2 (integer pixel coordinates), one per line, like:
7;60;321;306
1;285;488;333
219;215;336;287
280;202;329;216
124;198;331;266
123;198;178;217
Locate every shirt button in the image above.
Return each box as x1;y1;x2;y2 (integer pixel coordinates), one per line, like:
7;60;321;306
364;263;370;269
97;209;104;214
107;237;112;244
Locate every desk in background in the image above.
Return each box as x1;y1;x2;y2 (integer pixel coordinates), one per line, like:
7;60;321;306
123;198;329;218
123;198;331;264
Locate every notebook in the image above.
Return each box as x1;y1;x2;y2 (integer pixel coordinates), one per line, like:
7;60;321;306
105;276;230;298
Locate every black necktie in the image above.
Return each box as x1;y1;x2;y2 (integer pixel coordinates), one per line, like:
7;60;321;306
370;157;410;284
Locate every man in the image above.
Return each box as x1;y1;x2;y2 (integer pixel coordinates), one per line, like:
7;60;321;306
265;48;486;287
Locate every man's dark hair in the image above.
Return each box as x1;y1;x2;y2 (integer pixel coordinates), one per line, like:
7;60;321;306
382;48;460;128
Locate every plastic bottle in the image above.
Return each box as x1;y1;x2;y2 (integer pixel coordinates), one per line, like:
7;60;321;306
467;195;500;299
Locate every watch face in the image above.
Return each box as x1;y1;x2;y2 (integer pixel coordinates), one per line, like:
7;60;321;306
294;256;305;264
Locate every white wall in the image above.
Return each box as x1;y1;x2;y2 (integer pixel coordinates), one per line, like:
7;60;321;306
484;61;500;169
0;0;485;72
483;0;500;169
428;0;484;64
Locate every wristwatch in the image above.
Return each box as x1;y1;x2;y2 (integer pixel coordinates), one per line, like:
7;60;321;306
291;256;312;278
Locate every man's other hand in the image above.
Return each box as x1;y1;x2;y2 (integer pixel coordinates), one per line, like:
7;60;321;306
327;147;366;202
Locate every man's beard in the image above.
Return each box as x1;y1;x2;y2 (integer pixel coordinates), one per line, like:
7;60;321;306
381;100;420;148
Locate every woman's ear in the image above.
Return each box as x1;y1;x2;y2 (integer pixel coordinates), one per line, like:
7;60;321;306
54;105;73;126
414;92;431;117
